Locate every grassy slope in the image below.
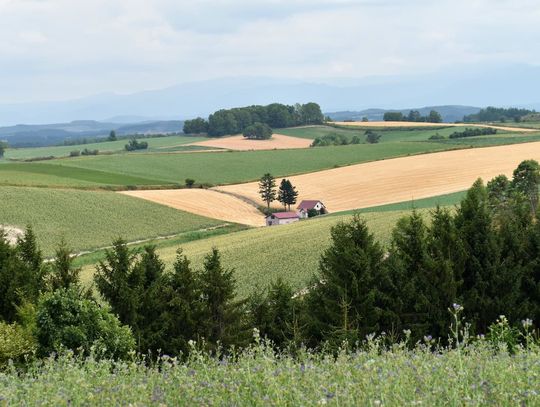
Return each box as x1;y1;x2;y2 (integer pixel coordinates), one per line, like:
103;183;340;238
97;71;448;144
4;135;206;160
0;186;228;256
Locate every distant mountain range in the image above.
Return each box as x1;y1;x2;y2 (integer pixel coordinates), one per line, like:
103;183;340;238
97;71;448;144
1;64;540;126
326;106;482;123
0;120;184;148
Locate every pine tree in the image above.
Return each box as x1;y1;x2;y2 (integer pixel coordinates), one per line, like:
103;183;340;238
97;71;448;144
95;239;139;327
385;211;431;340
199;248;247;351
454;179;500;333
258;173;277;211
277;179;289;210
156;250;201;356
49;239;81;291
304;215;392;348
277;179;299;211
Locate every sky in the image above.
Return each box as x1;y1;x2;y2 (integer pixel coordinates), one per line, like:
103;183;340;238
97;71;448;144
0;0;539;103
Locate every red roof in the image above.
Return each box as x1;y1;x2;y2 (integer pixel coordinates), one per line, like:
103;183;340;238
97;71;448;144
269;212;299;219
297;200;322;210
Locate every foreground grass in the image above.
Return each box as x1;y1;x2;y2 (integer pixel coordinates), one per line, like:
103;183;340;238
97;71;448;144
0;186;225;256
1;342;539;405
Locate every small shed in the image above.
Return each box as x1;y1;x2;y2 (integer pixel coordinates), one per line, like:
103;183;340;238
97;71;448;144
266;211;300;226
297;200;327;219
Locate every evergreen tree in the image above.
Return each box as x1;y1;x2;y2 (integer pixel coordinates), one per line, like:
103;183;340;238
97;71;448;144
277;179;299;211
258;173;277;211
304;215;394;348
155;250;201;356
95;239;139;328
199;248;246;351
454;179;500;333
49;239;81;291
385;211;432;339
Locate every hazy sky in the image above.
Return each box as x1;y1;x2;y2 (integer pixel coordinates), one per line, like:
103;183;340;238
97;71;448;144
1;0;539;103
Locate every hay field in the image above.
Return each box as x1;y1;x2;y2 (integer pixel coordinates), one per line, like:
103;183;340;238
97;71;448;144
188;134;312;150
120;189;265;227
217;141;540;214
332;121;537;132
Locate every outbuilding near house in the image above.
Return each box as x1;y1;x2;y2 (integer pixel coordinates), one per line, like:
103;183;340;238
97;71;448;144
266;211;300;226
297;200;327;219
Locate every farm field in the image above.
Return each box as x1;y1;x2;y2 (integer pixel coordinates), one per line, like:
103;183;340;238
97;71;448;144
0;186;227;256
332;120;537;132
188;134;312;150
214;140;540;216
81;209;412;297
3;135;206;160
0;141;455;187
121;188;266;227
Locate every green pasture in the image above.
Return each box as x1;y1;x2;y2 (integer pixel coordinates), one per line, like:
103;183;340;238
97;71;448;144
0;186;228;256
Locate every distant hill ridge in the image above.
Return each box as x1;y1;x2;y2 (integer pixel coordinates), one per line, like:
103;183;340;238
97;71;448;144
326;105;481;123
0;120;184;148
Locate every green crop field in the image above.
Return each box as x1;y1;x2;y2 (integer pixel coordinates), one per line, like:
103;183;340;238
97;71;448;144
3;141;452;188
2;342;538;405
0;186;230;256
3;135;207;160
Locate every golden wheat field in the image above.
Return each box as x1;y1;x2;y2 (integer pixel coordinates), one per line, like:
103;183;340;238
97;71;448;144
188;134;312;150
332;121;537;132
120;189;266;226
216;141;540;214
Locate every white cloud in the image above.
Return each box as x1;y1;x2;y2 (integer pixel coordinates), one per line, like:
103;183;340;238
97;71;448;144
0;0;538;102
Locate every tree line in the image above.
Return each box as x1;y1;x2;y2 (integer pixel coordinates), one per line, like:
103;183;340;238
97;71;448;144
3;160;540;365
464;107;536;123
183;102;325;137
448;127;497;139
383;110;442;123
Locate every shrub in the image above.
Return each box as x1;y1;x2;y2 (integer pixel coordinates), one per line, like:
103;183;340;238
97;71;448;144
429;133;445;140
125;139;149;151
365;130;382;144
69;150;81;157
0;322;36;367
36;288;135;359
81;148;99;156
185;178;196;188
449;127;497;139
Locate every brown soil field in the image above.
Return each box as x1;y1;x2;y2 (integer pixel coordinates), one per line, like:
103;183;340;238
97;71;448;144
119;189;265;227
188;134;312;151
216;141;540;213
332;121;537;133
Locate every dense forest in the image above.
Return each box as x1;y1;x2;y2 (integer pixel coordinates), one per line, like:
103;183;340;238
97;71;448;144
183;102;325;137
464;106;536;123
2;160;540;366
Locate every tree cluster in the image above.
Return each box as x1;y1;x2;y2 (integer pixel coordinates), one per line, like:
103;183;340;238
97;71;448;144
258;174;299;212
383;110;442;123
125;138;149;151
365;130;382;144
464;107;536;123
311;133;362;147
243;122;273;140
448;127;497;139
183;103;324;137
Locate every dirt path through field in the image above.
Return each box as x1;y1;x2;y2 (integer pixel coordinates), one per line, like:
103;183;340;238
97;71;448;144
332;121;537;132
120;189;265;227
188;134;312;151
216;142;540;213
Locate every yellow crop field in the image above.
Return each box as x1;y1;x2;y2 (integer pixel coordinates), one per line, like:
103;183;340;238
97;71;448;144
332;121;536;132
188;134;312;150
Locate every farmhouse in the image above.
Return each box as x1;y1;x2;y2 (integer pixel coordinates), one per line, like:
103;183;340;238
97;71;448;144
266;211;300;226
297;200;327;219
